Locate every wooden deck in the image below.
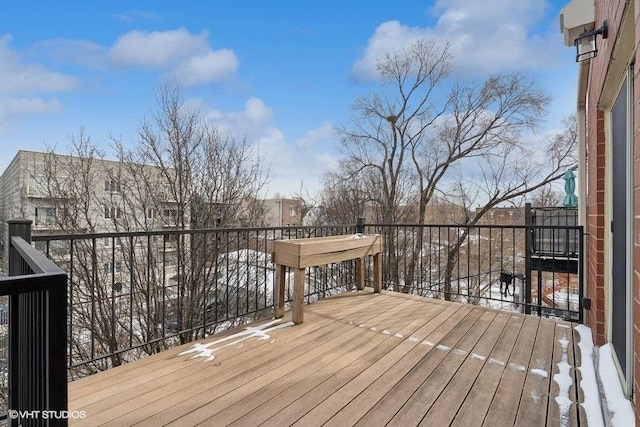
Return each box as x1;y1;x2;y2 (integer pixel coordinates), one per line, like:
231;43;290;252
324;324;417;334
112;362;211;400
69;290;587;426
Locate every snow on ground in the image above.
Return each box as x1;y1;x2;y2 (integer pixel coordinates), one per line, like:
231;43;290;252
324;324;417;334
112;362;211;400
575;324;636;426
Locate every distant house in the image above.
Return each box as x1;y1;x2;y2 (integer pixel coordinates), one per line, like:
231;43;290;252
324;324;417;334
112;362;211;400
302;206;328;226
475;206;524;226
261;198;304;227
560;0;639;418
422;198;468;224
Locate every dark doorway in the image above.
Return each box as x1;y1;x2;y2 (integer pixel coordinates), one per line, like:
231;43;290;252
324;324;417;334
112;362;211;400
611;72;631;389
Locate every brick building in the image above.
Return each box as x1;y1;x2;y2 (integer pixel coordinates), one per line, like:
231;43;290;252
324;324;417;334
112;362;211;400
261;198;304;227
561;0;639;419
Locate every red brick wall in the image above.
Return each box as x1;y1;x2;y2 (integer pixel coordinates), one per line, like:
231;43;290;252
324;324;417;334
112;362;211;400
587;0;638;419
585;110;606;345
634;0;640;419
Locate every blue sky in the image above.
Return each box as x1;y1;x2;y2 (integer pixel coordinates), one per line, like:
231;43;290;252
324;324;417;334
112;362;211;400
1;0;577;197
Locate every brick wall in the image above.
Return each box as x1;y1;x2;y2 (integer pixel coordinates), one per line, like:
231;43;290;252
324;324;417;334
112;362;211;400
634;0;640;418
586;0;638;419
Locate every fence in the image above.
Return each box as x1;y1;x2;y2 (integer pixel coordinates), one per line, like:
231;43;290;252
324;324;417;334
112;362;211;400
32;224;355;378
1;219;68;426
7;218;582;382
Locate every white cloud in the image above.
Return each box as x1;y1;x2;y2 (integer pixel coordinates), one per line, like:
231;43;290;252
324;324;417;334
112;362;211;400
352;21;432;81
109;28;209;68
296;122;336;149
207;97;273;137
205;98;335;196
352;0;564;79
0;97;63;129
108;28;238;86
171;49;238;86
0;34;79;95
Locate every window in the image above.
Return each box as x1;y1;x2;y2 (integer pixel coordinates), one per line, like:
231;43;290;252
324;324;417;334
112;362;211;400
35;207;55;226
103;261;122;274
146;208;156;219
104;180;121;193
289;205;297;216
104;206;121;219
163;209;180;222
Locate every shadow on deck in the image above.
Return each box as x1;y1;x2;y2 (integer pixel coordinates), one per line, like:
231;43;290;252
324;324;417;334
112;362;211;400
69;289;587;426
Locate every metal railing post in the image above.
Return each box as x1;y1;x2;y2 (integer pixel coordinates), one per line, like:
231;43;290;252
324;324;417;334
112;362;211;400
7;219;32;424
524;204;533;315
8;219;32;276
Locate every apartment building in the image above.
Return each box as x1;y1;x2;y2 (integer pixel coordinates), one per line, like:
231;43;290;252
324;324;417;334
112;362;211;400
0;150;184;274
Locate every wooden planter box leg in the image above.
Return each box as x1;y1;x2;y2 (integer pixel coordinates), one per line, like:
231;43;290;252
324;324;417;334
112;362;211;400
356;257;365;290
373;252;382;293
274;264;286;319
292;268;305;324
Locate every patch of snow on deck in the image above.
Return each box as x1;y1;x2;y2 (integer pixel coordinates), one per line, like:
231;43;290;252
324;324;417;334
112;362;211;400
552;334;572;427
598;343;636;426
179;319;293;362
530;369;547;378
573;324;604;427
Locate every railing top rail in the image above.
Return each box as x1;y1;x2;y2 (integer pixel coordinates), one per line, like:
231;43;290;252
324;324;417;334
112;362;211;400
10;235;66;274
0;271;67;295
31;224;355;242
368;223;582;230
28;223;586;243
530;206;578;212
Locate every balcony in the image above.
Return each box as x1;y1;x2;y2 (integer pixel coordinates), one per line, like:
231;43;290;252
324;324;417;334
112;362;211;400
68;290;582;425
0;215;593;425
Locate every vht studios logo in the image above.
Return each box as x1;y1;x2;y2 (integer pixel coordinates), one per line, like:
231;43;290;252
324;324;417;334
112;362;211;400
8;410;87;420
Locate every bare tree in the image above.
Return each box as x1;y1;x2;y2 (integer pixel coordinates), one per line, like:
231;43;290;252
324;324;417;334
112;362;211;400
27;85;270;374
25;134;130;375
319;161;371;225
112;85;269;344
334;38;576;295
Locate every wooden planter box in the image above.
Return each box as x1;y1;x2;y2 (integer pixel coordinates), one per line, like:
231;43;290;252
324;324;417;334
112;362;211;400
272;234;382;324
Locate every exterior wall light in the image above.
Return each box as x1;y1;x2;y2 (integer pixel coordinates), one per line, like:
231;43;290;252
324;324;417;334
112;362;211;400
575;20;607;62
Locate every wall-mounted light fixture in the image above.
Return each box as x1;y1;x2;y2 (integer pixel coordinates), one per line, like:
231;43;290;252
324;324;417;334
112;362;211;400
574;20;607;62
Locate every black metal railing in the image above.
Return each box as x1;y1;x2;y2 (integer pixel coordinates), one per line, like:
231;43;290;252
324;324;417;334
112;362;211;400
31;225;355;378
528;205;579;257
11;217;582;382
363;221;583;323
1;219;68;426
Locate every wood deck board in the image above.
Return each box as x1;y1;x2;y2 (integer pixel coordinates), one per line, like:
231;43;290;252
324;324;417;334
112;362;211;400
100;293;406;426
288;301;458;427
446;312;525;427
321;302;470;427
514;317;558;427
67;290;587;426
220;301;448;427
164;297;428;426
354;306;489;426
252;302;448;427
481;314;541;426
397;309;509;426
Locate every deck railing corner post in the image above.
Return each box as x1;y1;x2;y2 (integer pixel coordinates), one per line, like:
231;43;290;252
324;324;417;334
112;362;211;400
8;218;32;276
